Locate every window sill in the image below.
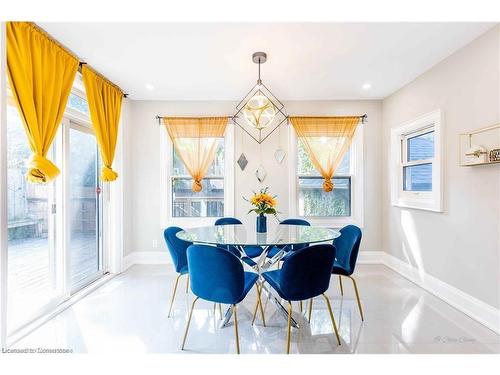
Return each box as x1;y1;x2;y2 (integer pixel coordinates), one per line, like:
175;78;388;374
392;200;443;213
163;217;220;229
300;217;364;229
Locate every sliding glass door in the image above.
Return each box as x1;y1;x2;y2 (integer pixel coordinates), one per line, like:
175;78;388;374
68;124;103;291
6;104;62;332
6;99;105;334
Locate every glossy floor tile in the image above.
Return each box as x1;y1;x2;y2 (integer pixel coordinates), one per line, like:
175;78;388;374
12;264;500;354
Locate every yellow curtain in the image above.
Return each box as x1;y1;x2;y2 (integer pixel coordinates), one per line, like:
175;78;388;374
6;22;79;183
290;116;360;192
82;65;123;182
162;117;228;192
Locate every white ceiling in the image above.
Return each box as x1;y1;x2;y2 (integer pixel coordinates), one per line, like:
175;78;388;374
39;22;496;101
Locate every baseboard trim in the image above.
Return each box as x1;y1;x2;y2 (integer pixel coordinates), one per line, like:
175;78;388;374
123;251;170;271
357;251;384;264
123;250;499;335
381;253;500;335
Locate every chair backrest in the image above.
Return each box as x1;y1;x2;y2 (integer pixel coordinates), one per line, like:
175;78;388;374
163;226;192;274
280;218;311;226
279;244;336;301
187;244;245;304
333;225;362;275
280;218;310;250
215;217;242;225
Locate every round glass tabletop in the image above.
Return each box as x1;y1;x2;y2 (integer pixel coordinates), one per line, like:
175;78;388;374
176;224;340;247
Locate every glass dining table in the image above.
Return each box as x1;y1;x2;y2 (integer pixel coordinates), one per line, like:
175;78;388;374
176;223;341;329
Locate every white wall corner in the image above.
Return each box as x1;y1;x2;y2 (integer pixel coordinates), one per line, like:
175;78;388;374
381;252;500;335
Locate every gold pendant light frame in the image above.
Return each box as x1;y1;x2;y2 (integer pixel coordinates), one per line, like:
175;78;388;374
233;52;288;145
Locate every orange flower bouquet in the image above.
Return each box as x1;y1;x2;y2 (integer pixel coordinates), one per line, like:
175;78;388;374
244;187;278;232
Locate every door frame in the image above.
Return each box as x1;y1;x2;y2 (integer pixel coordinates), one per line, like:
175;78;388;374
61;116;107;296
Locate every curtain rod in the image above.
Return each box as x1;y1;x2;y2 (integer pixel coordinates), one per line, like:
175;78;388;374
155;115;237;124
78;62;128;98
27;23;128;98
156;114;367;125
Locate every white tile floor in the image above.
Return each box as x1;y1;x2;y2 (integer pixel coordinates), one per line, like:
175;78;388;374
12;264;500;354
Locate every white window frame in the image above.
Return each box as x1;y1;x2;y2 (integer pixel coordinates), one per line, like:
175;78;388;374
391;109;443;212
288;124;364;228
160;122;234;228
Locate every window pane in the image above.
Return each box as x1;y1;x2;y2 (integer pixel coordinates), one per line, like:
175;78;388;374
69;128;100;287
172;177;224;217
298;177;351;217
7;104;58;331
67;93;90;115
407;131;434;161
403;163;432;191
172;139;224;176
297;140;350;175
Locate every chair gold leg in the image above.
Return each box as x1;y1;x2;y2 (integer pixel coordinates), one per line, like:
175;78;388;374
181;296;199;350
218;303;222;320
348;276;364;321
286;301;292;354
308;298;313;323
185;274;190;294
256;285;266;327
233;305;240;354
338;275;344;296
168;274;182;318
299;300;303;313
322;293;341;346
251;287;259;325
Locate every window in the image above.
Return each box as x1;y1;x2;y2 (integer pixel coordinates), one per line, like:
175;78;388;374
289;125;364;226
297;141;351;217
391;110;443;212
170;139;226;218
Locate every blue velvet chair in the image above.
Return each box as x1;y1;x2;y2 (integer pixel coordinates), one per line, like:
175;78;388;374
181;244;263;354
163;226;192;317
267;218;311;259
260;244;341;353
332;225;364;321
214;217;263;265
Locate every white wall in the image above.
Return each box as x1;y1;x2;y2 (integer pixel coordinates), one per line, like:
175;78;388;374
124;100;382;257
382;26;500;309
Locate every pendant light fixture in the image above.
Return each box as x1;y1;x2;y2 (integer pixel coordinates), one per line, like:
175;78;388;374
233;52;287;144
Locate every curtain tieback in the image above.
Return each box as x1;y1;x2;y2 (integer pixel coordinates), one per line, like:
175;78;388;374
27;154;60;184
323;178;334;192
192;179;203;193
101;166;118;182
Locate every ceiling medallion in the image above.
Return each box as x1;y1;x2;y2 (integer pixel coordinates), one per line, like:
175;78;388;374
233;52;288;145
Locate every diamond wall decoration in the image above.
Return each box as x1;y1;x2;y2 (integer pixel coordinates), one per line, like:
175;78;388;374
237;153;248;171
255;165;267;183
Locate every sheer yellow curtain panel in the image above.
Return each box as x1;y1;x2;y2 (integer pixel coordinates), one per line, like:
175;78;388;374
290;116;360;192
82;65;123;182
162;117;228;192
6;22;79;183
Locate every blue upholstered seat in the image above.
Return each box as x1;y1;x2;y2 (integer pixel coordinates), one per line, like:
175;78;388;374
181;244;261;354
163;226;193;317
262;244;335;301
260;244;340;353
331;225;364;321
332;225;362;276
267;218;311;258
214;217;264;263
